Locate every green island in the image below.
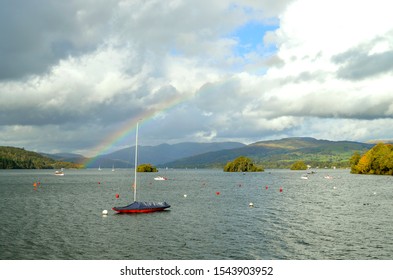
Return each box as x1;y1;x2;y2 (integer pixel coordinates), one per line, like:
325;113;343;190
137;163;158;172
223;156;264;172
0;146;83;169
290;160;308;170
350;143;393;175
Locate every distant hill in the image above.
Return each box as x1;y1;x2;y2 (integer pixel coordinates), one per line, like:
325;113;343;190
41;152;86;163
163;137;375;169
0;146;83;169
84;142;246;168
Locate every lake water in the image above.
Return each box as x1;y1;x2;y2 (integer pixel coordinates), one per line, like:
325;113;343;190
1;168;392;260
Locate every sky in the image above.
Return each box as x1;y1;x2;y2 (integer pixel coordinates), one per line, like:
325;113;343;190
1;0;393;157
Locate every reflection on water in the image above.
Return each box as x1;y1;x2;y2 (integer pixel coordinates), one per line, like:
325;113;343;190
0;169;392;259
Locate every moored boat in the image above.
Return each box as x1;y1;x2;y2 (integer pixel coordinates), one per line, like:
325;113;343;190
112;121;170;214
112;201;170;213
55;169;65;176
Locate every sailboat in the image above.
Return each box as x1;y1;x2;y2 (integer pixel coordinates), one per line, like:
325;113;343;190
112;164;115;172
112;122;170;213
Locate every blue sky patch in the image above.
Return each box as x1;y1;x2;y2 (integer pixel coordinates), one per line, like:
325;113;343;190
230;20;279;57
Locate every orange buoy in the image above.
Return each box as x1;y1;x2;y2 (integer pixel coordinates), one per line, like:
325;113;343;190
216;191;220;195
279;187;283;193
98;182;101;184
265;185;268;190
115;193;120;199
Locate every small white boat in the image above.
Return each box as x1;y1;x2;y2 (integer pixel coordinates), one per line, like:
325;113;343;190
300;175;308;180
154;176;168;181
324;175;333;179
55;169;65;176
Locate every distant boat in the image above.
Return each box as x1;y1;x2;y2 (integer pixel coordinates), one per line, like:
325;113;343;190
55;168;64;176
301;174;308;180
154;176;168;181
112;122;170;214
98;165;102;171
324;175;333;179
112;164;115;172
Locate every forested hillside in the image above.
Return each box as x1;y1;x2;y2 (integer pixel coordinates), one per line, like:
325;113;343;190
0;146;82;169
163;137;374;169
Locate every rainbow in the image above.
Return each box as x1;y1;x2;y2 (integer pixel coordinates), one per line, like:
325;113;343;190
83;94;189;167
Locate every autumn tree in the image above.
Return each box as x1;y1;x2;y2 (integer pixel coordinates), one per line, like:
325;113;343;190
351;143;393;175
350;152;361;173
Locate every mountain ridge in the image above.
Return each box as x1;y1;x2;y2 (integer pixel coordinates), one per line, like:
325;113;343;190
77;137;375;169
66;141;246;168
2;137;375;169
161;137;375;169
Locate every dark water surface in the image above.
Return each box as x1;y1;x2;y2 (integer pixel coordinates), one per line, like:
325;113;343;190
1;169;392;260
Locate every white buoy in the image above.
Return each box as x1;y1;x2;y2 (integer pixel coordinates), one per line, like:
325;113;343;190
373;192;377;195
184;194;187;198
249;202;254;208
102;209;108;215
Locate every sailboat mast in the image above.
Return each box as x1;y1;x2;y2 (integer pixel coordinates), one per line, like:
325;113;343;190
133;122;139;202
